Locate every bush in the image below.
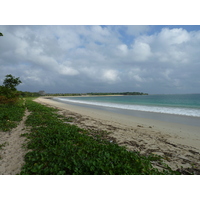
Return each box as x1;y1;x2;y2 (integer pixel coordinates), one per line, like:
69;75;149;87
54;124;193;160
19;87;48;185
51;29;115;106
0;74;22;105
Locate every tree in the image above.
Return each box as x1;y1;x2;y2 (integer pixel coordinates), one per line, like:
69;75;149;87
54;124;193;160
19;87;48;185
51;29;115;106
0;74;22;104
0;32;3;36
3;74;22;91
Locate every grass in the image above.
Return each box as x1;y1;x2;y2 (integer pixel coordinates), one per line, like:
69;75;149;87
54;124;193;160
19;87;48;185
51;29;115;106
19;98;180;175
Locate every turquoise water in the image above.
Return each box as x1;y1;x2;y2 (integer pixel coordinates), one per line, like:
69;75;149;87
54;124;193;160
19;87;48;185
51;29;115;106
55;94;200;117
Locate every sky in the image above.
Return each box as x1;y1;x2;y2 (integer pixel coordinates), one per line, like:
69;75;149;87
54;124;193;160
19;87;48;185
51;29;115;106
1;25;200;94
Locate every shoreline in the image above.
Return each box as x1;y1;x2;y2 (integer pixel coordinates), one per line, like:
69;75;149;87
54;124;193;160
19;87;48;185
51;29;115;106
53;96;200;127
34;97;200;172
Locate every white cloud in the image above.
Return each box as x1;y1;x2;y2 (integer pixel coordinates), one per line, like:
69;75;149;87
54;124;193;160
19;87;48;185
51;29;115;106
131;41;152;62
102;69;120;83
117;44;128;55
1;25;200;94
91;25;110;36
127;28;196;68
157;28;190;45
58;63;79;76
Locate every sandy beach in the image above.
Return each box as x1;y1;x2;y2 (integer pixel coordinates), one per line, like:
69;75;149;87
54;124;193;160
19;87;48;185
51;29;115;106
1;96;200;174
34;97;200;174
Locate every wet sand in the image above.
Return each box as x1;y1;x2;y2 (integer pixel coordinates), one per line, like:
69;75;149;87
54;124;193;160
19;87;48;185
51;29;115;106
34;96;200;174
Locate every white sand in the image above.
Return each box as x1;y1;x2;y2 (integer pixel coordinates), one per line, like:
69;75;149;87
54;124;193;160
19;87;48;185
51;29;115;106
34;97;200;173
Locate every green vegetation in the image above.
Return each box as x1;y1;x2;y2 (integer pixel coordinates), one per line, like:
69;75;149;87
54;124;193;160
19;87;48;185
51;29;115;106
0;74;26;131
47;92;148;96
0;142;8;159
3;74;22;91
0;142;7;149
46;93;82;96
20;98;179;175
0;74;22;104
0;99;25;131
87;92;148;95
19;91;42;97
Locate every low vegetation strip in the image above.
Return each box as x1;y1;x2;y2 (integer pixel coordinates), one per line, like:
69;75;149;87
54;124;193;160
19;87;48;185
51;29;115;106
20;98;180;175
0;99;26;132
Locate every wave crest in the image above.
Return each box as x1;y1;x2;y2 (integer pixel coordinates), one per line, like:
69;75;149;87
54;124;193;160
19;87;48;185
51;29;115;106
55;97;200;117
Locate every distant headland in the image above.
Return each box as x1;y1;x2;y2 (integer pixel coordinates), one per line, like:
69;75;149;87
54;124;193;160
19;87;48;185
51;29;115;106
45;92;148;96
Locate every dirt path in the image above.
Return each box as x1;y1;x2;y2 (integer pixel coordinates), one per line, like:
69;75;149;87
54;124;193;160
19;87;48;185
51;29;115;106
0;109;30;175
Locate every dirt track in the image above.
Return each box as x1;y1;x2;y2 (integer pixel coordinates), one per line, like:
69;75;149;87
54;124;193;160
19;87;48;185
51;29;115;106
0;109;30;175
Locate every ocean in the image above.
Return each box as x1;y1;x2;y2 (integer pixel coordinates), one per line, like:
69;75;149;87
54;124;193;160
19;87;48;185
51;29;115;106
54;94;200;118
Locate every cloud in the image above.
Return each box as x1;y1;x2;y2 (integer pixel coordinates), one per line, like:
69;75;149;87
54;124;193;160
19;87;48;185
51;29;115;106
117;44;128;55
102;69;120;83
59;65;79;76
126;25;150;36
0;25;200;94
130;41;152;62
157;28;190;45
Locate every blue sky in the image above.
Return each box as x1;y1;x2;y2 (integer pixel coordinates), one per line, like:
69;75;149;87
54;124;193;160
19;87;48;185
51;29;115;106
1;25;200;94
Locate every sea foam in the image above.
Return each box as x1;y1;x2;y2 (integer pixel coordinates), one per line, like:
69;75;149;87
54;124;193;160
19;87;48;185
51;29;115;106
55;97;200;117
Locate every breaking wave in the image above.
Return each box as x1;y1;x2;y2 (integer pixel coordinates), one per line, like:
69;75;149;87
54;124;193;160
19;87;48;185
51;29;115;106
55;97;200;117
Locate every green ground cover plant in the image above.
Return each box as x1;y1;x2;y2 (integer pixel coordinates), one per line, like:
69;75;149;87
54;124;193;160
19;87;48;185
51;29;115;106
0;99;25;131
20;99;180;175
